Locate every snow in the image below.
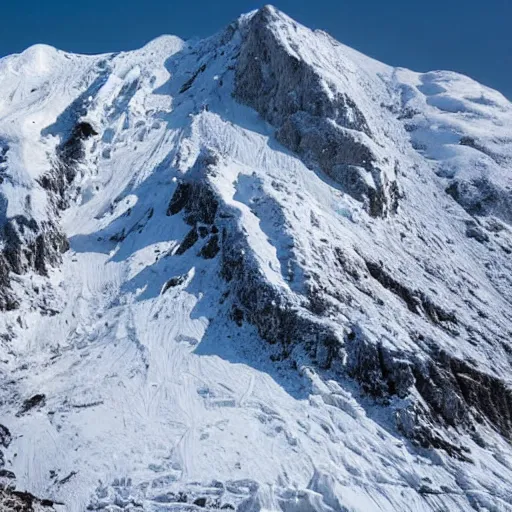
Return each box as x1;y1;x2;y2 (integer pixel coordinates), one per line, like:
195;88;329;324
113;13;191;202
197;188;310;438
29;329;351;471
1;6;512;512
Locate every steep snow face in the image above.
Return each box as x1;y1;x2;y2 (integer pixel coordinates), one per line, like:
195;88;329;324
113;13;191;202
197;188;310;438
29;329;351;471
394;67;512;223
1;6;512;512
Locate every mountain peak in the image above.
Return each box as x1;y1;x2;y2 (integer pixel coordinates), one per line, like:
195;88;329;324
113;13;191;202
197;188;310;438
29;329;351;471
250;4;284;20
0;7;511;512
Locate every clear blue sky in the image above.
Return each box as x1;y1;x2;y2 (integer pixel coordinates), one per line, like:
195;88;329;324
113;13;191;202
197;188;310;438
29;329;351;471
1;0;511;99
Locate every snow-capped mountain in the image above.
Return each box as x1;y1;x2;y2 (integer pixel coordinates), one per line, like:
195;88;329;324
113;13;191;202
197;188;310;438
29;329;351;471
1;5;512;511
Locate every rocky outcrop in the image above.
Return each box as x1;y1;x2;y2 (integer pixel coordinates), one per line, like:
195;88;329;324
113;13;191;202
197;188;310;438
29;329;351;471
0;254;17;311
446;177;512;226
345;324;512;454
365;260;458;327
414;349;512;440
0;488;57;512
167;151;512;459
0;423;12;471
2;217;68;277
234;6;399;217
276;113;400;217
167;153;343;368
235;8;371;135
0;121;96;310
0;216;69;310
0;138;8;185
220;225;342;367
168;153;220;258
39;121;98;209
17;394;46;417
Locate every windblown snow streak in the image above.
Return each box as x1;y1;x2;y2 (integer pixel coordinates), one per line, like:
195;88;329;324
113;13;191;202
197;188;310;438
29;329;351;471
1;6;512;511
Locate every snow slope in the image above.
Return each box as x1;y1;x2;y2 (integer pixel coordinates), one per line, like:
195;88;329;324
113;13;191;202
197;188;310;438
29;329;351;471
1;6;512;511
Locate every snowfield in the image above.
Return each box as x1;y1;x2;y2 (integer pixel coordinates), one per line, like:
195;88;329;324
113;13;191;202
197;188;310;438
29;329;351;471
1;6;512;511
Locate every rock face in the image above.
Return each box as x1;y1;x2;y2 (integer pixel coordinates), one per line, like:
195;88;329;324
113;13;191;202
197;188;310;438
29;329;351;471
345;326;512;457
0;216;69;311
167;150;343;370
39;121;98;209
1;6;512;512
2;217;68;277
234;6;400;217
0;489;56;512
0;118;96;311
446;176;512;224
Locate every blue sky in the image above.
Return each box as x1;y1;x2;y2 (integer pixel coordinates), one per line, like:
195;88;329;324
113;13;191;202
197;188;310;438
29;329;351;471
1;0;511;98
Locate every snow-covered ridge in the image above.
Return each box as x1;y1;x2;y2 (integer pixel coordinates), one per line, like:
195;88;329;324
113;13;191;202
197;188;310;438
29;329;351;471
1;5;512;511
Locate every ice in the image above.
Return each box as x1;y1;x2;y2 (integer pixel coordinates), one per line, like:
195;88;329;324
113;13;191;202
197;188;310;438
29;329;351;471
0;5;511;512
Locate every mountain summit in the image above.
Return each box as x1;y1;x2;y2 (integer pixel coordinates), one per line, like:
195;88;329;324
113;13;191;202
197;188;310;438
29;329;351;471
1;6;512;511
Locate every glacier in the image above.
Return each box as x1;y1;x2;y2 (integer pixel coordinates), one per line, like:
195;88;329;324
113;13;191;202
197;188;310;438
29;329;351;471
1;5;512;511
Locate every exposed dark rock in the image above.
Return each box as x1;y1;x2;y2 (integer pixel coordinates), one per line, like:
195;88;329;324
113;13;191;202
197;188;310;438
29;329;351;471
183;184;218;227
0;488;57;511
162;274;187;294
395;403;472;462
446;178;512;225
170;153;221;259
58;471;77;485
0;470;15;479
2;217;68;278
109;230;125;243
465;220;489;243
167;182;192;216
345;324;512;454
37;170;68;210
0;254;18;311
168;167;218;229
221;226;341;367
417;350;512;441
0;138;8;163
234;6;399;217
0;120;94;310
193;497;207;507
17;394;46;416
0;425;12;449
58;121;98;166
176;228;199;256
366;261;420;313
0;425;11;478
344;328;472;458
39;120;99;209
231;306;244;326
365;260;457;326
74;122;98;139
0;213;68;310
199;234;220;259
344;327;414;399
276;112;392;216
3;216;38;275
0;138;9;185
38;120;97;210
198;226;209;238
180;64;207;94
235;7;370;135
